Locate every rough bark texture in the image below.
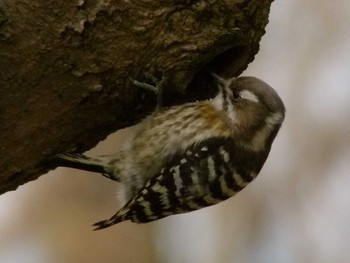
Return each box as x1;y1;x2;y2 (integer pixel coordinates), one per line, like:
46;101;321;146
0;0;274;195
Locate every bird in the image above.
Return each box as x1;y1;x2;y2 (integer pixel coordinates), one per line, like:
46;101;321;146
55;74;285;230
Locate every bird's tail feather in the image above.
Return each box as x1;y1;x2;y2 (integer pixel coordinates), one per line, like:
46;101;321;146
55;153;106;174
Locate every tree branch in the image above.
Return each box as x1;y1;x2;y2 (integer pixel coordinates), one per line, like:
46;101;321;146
0;0;274;194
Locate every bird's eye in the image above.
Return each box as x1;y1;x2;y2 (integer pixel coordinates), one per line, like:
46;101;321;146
232;91;240;100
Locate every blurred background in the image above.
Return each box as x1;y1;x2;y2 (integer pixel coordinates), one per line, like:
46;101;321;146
1;0;350;262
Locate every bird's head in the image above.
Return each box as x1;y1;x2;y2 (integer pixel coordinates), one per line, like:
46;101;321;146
212;75;285;151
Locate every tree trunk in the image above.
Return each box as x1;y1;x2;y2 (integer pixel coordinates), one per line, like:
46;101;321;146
0;0;274;194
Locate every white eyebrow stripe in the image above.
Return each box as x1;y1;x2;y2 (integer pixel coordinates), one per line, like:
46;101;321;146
240;90;259;103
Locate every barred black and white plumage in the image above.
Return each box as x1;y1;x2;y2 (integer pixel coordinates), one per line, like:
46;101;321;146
93;137;267;229
55;75;285;230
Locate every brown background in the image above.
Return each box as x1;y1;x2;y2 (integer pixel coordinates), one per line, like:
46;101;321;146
1;0;350;262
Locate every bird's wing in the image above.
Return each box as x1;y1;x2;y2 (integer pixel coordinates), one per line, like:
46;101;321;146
93;137;261;230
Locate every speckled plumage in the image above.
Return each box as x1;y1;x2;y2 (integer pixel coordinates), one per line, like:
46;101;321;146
56;75;285;230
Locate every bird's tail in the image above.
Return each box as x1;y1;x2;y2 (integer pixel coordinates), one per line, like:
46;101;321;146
55;153;107;174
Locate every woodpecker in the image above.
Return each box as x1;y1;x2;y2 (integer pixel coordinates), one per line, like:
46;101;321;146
56;75;285;230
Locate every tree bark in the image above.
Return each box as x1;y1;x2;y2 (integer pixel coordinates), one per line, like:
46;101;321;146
0;0;274;194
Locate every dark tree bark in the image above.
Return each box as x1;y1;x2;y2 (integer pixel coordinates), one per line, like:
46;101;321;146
0;0;274;194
